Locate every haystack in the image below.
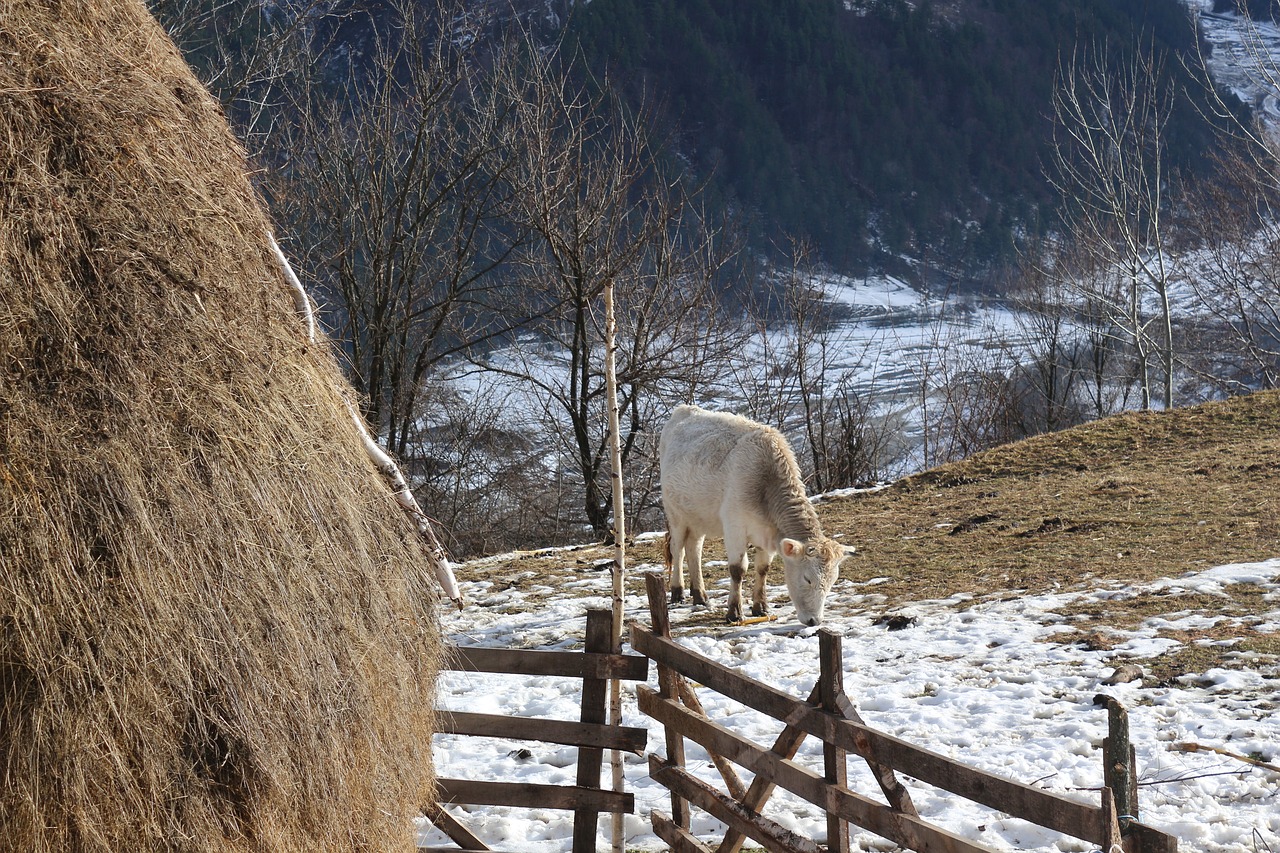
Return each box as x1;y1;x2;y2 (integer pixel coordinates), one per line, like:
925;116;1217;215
0;1;443;849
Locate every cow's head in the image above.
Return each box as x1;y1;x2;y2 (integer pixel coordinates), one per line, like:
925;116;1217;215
780;537;854;627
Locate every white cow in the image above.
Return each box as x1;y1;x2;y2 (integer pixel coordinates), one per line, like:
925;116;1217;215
659;404;853;626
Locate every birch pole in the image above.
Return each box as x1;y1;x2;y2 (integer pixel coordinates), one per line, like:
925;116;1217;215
603;280;627;853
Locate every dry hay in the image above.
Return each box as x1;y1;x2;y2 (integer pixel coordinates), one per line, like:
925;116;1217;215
0;1;441;850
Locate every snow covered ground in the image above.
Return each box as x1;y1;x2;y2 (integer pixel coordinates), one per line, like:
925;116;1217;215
1185;0;1280;126
421;545;1280;852
438;271;1029;481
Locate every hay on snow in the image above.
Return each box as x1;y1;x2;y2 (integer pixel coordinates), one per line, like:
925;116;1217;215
0;0;443;849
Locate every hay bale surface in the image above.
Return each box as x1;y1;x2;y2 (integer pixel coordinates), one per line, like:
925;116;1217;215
0;1;441;849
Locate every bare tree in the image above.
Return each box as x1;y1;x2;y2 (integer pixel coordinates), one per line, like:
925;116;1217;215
1048;42;1180;410
149;0;326;146
1180;140;1280;392
1182;14;1280;393
728;242;824;433
401;379;564;556
467;38;742;541
266;1;530;463
1005;236;1108;433
733;241;902;490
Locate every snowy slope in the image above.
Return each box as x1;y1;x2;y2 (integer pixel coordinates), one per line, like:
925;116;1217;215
1185;0;1280;125
421;548;1280;852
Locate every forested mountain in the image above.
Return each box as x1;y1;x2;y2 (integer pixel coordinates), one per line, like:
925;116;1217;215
154;0;1234;280
569;0;1228;277
140;0;1280;556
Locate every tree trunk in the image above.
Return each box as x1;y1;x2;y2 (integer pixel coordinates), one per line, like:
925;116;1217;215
603;281;626;853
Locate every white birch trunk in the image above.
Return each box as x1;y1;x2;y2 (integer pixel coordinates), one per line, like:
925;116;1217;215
344;399;462;606
268;232;317;342
603;281;626;853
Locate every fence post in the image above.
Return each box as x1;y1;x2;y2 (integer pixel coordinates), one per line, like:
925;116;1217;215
572;609;613;853
819;630;851;853
646;571;690;830
1095;694;1137;826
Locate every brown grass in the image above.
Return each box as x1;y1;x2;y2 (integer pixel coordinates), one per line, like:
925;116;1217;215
1129;633;1280;690
832;393;1280;602
462;392;1280;627
0;2;440;850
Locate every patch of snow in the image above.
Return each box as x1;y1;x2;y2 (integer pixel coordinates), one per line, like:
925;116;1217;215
422;556;1280;851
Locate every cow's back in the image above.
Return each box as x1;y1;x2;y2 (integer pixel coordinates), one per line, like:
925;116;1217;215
660;405;770;535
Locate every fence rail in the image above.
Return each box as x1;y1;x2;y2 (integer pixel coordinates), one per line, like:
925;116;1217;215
423;573;1179;853
421;608;649;853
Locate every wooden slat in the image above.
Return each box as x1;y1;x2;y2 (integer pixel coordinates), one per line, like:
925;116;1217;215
650;756;822;853
718;684;820;853
633;625;1108;845
1129;822;1180;853
819;631;851;853
435;779;633;814
439;711;647;753
677;677;747;801
573;610;612;853
1098;694;1137;825
444;645;648;681
420;802;490;851
834;692;918;816
1101;786;1124;853
652;811;714;853
647;571;691;831
640;687;998;853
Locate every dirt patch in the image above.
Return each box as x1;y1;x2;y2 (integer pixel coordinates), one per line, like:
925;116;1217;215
1054;585;1274;631
1127;632;1280;689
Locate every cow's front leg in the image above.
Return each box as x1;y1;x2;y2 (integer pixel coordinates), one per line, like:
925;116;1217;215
751;549;774;617
724;533;748;623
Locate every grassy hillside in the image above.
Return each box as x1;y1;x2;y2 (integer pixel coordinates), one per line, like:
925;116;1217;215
831;390;1280;598
469;390;1280;596
459;391;1280;680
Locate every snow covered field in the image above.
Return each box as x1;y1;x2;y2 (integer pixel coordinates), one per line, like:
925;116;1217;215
421;545;1280;852
1186;0;1280;126
441;270;1028;480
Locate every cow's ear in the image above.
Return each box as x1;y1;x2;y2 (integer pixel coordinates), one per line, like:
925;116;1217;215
781;538;803;557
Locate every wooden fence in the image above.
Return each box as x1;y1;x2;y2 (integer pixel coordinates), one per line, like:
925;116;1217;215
422;574;1179;853
635;572;1179;853
421;608;650;853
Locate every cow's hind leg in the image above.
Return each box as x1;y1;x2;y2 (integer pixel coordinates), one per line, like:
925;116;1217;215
751;549;774;617
687;534;708;606
665;528;686;604
724;531;748;623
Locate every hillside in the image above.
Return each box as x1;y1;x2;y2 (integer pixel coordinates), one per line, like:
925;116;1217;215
461;390;1280;677
570;0;1226;276
834;390;1280;598
155;0;1230;281
471;390;1280;597
434;388;1280;849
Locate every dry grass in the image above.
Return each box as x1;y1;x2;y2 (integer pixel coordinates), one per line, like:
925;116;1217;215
0;2;441;850
466;392;1280;605
830;393;1280;601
